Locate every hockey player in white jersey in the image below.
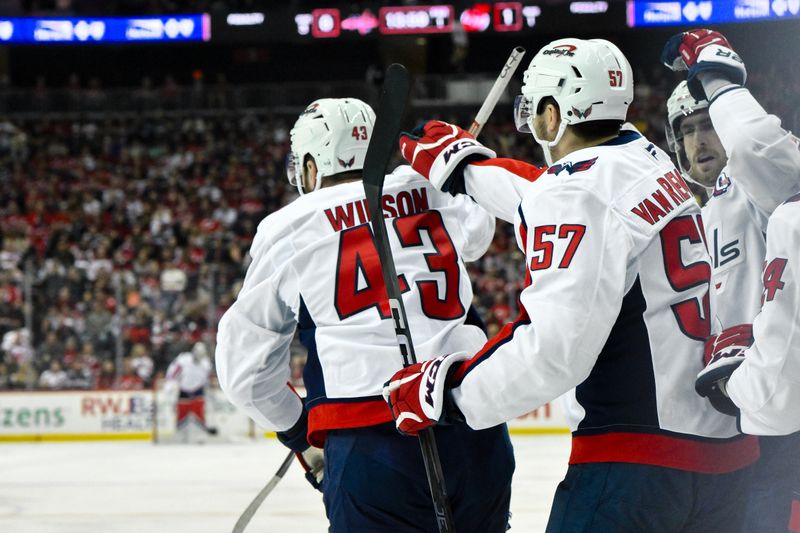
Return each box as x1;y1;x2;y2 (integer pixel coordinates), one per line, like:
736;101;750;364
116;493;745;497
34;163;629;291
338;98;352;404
165;342;218;436
384;38;758;532
698;193;800;434
215;98;515;531
663;29;800;532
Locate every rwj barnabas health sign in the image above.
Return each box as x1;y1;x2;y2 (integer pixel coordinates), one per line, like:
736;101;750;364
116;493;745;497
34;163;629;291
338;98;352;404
0;390;154;441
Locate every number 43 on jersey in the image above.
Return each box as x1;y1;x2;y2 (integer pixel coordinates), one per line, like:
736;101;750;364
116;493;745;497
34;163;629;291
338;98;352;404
334;211;465;321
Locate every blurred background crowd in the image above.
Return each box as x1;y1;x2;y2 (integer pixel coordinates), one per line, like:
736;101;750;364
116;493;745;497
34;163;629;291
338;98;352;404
0;1;799;392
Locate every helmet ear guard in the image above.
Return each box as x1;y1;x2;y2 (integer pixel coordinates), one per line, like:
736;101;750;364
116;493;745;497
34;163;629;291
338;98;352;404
287;98;376;195
516;38;634;165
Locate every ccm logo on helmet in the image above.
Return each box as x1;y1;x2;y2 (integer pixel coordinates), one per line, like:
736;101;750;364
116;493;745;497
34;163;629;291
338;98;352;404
543;44;577;57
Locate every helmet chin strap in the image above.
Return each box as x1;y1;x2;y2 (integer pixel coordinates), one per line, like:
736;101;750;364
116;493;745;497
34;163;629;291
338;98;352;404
677;157;714;195
682;170;714;195
531;119;568;166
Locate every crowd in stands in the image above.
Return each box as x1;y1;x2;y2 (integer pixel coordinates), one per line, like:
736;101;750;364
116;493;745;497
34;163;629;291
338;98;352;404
0;64;797;391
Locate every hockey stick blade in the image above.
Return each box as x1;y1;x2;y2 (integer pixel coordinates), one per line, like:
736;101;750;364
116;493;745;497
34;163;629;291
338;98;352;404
231;450;294;533
362;63;457;533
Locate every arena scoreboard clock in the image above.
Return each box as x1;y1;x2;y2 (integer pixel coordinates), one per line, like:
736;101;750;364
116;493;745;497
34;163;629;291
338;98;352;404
379;5;455;35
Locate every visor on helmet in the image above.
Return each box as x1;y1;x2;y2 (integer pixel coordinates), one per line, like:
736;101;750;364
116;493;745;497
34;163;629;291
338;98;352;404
514;95;534;133
286;151;300;186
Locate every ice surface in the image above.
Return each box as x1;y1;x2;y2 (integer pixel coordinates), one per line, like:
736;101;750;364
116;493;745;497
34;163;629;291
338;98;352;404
0;435;570;532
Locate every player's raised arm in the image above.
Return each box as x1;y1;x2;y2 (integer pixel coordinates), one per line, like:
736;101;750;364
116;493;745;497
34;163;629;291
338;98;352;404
398;120;544;223
663;29;800;217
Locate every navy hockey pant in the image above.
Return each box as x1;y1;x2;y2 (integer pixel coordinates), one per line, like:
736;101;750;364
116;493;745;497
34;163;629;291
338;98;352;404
745;432;800;533
545;461;753;533
322;421;514;533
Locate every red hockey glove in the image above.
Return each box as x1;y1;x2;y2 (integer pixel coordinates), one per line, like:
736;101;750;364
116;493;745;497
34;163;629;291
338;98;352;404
294;446;324;492
661;29;746;101
695;324;753;416
399;120;495;194
382;352;469;436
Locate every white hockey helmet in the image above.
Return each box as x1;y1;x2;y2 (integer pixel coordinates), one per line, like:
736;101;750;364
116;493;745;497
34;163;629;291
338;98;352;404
287;98;376;195
514;38;633;164
665;81;710;184
192;342;208;360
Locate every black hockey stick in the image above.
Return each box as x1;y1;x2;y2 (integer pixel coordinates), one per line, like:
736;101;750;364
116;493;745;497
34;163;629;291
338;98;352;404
362;63;457;533
231;450;294;533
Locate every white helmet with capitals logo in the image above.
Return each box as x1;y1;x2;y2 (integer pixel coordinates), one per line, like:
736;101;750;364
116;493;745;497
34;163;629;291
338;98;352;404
514;38;633;164
287;98;376;195
665;80;710;189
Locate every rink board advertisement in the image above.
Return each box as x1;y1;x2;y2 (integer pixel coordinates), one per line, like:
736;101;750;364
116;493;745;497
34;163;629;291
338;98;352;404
0;390;569;442
0;390;154;441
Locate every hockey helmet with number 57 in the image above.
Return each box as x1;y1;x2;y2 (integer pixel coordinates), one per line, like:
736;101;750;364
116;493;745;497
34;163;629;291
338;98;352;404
287;98;376;195
514;38;633;164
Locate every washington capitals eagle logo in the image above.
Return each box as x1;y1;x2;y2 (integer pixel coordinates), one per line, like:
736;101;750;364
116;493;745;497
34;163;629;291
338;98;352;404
547;157;598;176
571;105;593;119
338;156;355;168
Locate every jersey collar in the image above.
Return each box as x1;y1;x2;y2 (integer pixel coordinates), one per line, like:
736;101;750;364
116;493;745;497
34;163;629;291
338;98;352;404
600;129;641;147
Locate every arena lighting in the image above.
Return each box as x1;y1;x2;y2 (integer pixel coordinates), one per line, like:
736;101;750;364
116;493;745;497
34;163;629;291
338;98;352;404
0;14;210;43
225;13;265;26
570;1;609;14
627;0;800;27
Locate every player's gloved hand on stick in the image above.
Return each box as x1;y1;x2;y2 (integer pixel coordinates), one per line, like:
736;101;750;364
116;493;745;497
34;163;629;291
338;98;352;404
382;352;469;436
695;324;753;416
399;120;495;195
276;407;325;491
295;447;325;491
276;408;310;452
661;29;746;101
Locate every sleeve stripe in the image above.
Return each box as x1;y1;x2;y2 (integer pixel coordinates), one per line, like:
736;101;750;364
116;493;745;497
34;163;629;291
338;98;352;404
451;204;534;385
517;205;528;253
471;157;545;183
451;307;531;385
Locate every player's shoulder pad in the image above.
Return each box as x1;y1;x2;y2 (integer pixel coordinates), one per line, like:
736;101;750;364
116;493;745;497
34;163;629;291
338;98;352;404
250;194;321;259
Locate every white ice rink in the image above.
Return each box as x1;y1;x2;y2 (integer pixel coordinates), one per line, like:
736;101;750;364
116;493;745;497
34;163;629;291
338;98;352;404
0;435;570;533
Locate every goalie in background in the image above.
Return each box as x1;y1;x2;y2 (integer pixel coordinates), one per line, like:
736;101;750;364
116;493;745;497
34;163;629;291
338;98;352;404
164;342;218;440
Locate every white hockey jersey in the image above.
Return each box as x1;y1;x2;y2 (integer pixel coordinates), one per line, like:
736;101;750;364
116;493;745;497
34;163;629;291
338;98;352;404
450;130;757;473
215;166;495;446
166;353;212;395
701;88;800;330
728;194;800;435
